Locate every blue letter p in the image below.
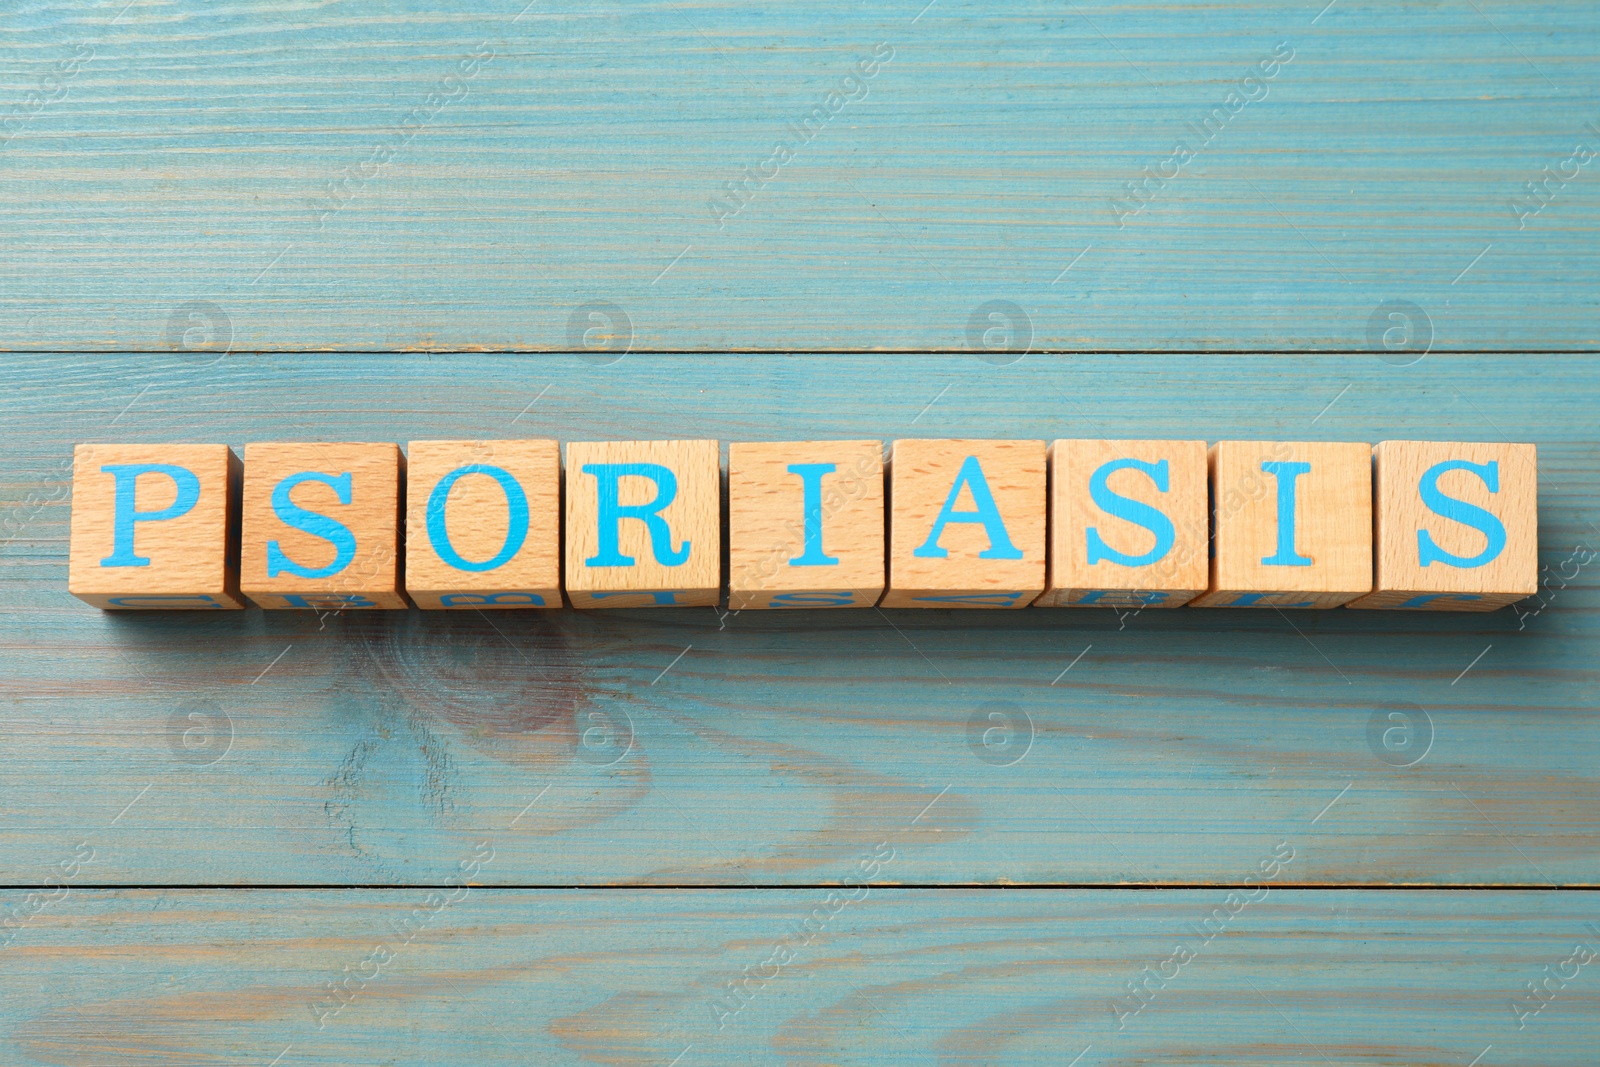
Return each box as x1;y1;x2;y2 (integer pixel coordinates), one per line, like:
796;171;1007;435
100;463;201;567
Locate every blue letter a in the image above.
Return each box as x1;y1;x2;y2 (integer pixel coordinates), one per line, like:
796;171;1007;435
913;456;1023;560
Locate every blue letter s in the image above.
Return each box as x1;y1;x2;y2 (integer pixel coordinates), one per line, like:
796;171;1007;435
266;471;357;579
1417;459;1506;568
1084;458;1176;568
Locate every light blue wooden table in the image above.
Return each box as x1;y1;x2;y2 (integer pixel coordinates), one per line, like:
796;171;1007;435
3;0;1599;1062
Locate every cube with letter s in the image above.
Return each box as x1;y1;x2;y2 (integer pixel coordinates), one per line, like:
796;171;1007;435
239;442;407;609
1039;439;1208;608
1350;441;1536;610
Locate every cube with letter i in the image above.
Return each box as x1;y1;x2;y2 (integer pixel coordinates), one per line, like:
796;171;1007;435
1348;441;1536;610
1038;439;1208;608
405;439;562;609
880;439;1046;608
564;440;721;608
1193;441;1372;608
728;440;884;609
239;442;408;609
68;443;244;609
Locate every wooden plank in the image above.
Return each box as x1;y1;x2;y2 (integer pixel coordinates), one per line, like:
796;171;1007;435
0;888;1595;1065
1;2;1597;351
1;353;1596;886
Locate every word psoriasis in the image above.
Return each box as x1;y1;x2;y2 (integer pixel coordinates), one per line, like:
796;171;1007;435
67;437;1538;613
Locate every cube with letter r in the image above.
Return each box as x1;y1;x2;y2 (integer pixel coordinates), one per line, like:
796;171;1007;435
564;440;721;608
1350;441;1537;611
239;442;407;609
68;443;243;609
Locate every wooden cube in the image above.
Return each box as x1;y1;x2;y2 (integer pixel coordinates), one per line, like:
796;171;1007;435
240;442;407;610
1038;439;1208;608
1192;441;1372;608
564;440;721;608
405;439;562;610
68;443;244;610
727;440;884;609
1348;441;1537;611
880;439;1045;609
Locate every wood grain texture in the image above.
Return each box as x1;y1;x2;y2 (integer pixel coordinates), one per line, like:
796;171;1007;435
404;439;562;610
1;2;1597;351
1351;441;1539;611
1193;440;1373;608
240;442;408;610
881;438;1046;608
1039;439;1209;608
0;889;1595;1066
2;354;1598;886
67;443;244;610
727;440;884;609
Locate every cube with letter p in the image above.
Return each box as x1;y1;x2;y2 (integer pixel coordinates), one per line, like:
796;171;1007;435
240;442;407;609
405;439;561;609
68;443;243;609
1349;441;1536;610
564;440;721;608
880;439;1046;608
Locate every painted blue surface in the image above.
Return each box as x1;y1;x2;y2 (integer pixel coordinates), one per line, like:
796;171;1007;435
0;1;1596;350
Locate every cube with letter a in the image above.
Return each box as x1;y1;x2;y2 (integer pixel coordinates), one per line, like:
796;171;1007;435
880;439;1045;609
1038;439;1208;608
405;439;561;610
239;442;408;609
1348;441;1537;611
564;440;721;608
1193;441;1372;608
728;440;884;609
68;443;243;609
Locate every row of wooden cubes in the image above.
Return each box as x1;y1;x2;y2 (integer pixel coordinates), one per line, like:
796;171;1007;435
67;439;1537;612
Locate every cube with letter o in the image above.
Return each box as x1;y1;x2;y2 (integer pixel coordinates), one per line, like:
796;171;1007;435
405;439;561;609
